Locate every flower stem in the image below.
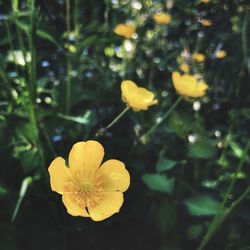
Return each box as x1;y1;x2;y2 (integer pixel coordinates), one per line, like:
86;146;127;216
65;0;71;114
139;96;182;143
11;0;45;175
96;106;130;137
197;140;250;250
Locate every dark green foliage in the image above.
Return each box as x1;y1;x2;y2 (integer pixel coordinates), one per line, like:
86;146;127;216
1;0;250;249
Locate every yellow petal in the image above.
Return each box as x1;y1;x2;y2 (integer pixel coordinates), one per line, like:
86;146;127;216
137;87;155;102
153;13;172;25
98;159;130;192
88;192;124;221
62;193;89;217
192;53;205;62
121;80;139;108
172;71;182;91
48;157;71;194
121;80;158;111
69;140;104;173
121;80;137;98
172;72;209;98
215;50;226;59
114;24;135;39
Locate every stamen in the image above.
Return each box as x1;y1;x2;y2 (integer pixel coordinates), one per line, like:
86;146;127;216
64;170;107;209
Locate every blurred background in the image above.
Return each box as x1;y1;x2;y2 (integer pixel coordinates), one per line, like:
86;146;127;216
0;0;250;249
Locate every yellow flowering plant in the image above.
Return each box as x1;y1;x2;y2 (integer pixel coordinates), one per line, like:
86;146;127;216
192;52;205;63
121;80;158;111
200;19;212;26
179;63;190;73
153;13;172;25
215;50;227;59
172;71;208;98
114;24;136;39
48;140;130;221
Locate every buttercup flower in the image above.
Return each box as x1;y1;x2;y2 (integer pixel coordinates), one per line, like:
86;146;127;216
121;80;158;111
201;19;212;26
192;52;205;63
153;13;172;25
179;63;190;73
215;50;227;59
172;72;208;98
48;140;130;221
114;24;136;39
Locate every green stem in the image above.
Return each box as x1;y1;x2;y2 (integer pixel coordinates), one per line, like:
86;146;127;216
197;140;250;250
0;69;15;102
66;58;72;114
5;20;19;76
11;0;45;175
139;96;182;142
229;185;250;211
242;13;249;74
73;0;79;41
96;106;130;137
66;0;71;32
28;0;37;101
65;0;71;114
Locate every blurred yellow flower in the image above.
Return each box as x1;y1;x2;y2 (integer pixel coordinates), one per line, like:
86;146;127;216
179;63;190;73
153;13;172;25
114;24;136;39
201;19;212;26
215;50;227;59
48;140;130;221
201;0;210;3
172;72;208;98
192;52;205;63
121;80;158;111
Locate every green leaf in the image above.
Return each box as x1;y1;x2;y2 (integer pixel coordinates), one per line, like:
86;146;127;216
155;201;176;234
187;224;203;239
14;21;59;47
0;185;8;197
142;174;175;194
12;176;33;222
185;195;221;216
15;20;29;33
168;111;193;138
58;110;92;125
156;157;177;172
19;148;41;174
230;141;244;158
36;30;60;47
188;140;216;159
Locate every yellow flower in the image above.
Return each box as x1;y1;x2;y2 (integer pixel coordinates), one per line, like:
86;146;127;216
114;24;136;39
179;63;190;73
215;50;227;59
201;0;210;3
153;13;172;25
172;72;208;98
48;140;130;221
192;52;205;63
201;19;212;26
121;80;158;111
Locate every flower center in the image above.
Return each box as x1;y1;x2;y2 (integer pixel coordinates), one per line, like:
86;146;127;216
78;181;93;193
64;170;107;210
